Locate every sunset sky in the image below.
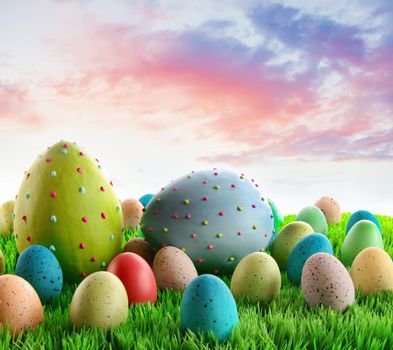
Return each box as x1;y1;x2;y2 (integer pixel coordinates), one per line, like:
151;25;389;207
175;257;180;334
0;0;392;215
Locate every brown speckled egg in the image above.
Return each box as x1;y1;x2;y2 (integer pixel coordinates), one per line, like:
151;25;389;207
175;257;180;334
314;196;341;223
153;246;198;290
123;237;156;266
70;271;128;329
0;250;4;274
0;274;44;334
351;247;393;296
302;253;354;311
121;198;143;230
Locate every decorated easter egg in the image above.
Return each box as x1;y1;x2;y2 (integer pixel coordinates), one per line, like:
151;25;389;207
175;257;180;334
107;252;157;304
15;245;63;304
230;252;281;303
0;250;4;274
13;141;123;282
271;221;314;270
0;200;15;236
302;253;355;311
121;198;143;230
314;196;341;223
141;169;274;274
268;199;284;243
139;193;154;208
70;271;128;329
0;274;44;334
153;246;198;290
351;247;393;295
296;206;328;235
180;274;238;343
287;233;333;285
341;220;383;266
346;210;382;235
123;237;156;266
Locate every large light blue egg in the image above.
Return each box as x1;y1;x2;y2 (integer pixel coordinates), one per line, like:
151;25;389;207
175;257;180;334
139;193;154;208
15;245;63;304
346;210;382;235
180;274;238;342
287;233;333;285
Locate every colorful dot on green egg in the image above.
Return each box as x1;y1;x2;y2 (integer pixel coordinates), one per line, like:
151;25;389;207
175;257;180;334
162;227;169;233
237;206;243;211
49;245;56;252
98;164;102;169
116;206;120;212
183;199;190;205
187;175;192;179
216;233;224;238
60;148;68;155
109;234;114;240
25;193;30;199
50;215;57;223
100;262;106;268
253;224;257;230
228;256;235;262
78;186;86;194
202;220;209;226
51;171;57;177
214;185;220;190
12;213;15;219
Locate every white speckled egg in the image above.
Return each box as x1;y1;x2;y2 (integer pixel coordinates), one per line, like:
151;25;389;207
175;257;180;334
123;237;156;266
0;274;44;334
351;247;393;296
121;198;143;230
230;252;281;303
314;196;341;223
302;253;355;311
153;246;198;290
70;271;128;329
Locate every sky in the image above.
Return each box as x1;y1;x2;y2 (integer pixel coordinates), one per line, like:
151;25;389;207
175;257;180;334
0;0;392;216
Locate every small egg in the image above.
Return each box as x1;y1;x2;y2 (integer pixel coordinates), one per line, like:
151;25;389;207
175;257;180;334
287;233;333;285
121;198;144;230
314;196;341;223
139;193;154;208
346;210;382;235
123;237;156;266
15;245;63;304
0;274;44;334
230;252;281;303
302;253;355;312
0;250;4;274
107;252;157;304
341;220;383;266
0;200;15;236
271;221;314;270
296;206;328;235
181;274;238;343
351;247;393;296
153;246;198;290
70;271;128;329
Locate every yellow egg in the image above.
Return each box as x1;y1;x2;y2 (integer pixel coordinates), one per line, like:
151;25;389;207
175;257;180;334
0;200;15;236
351;247;393;296
230;252;281;303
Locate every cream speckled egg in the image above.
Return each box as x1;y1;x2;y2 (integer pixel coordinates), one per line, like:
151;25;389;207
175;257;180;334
314;196;341;223
70;271;128;329
0;250;4;274
0;274;44;334
153;246;198;290
121;198;143;230
0;200;15;236
302;253;354;311
351;247;393;296
230;252;281;303
123;237;156;266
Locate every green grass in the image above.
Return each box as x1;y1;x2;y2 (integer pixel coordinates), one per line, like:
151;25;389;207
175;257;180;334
1;213;393;350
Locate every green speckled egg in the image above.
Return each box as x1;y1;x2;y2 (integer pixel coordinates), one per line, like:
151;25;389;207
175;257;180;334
341;220;383;267
230;252;281;303
70;271;128;329
296;206;328;235
271;221;314;270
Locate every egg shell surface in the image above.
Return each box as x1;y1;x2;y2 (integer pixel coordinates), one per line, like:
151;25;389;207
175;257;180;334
121;198;143;230
351;247;393;296
153;246;198;290
0;200;14;236
314;196;341;223
107;252;157;304
341;220;383;267
123;237;156;266
271;221;314;270
287;233;333;285
230;252;281;303
296;206;328;235
180;274;238;343
302;253;355;311
346;210;382;235
0;274;44;334
139;194;154;208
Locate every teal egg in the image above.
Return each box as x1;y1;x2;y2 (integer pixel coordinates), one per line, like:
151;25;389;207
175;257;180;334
346;210;382;235
268;198;284;246
180;274;238;342
139;194;154;208
287;233;333;285
296;206;328;235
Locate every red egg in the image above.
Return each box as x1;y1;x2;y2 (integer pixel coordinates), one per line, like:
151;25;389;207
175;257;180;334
107;252;157;305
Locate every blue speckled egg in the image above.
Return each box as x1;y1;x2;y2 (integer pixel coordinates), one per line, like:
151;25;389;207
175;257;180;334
287;233;333;285
139;194;154;208
346;210;382;235
180;274;238;342
15;245;63;304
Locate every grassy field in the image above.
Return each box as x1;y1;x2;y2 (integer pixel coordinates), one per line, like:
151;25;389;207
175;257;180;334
1;213;393;350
